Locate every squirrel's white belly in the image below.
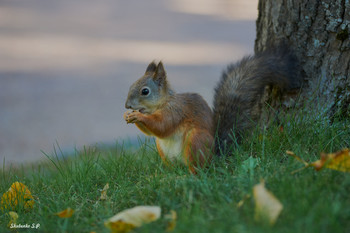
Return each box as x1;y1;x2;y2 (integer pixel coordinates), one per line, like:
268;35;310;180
157;132;183;161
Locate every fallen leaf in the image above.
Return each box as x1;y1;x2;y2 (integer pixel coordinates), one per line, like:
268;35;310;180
165;210;177;232
240;157;260;173
1;182;34;211
100;183;110;200
287;149;350;173
104;206;161;233
312;148;350;172
253;181;283;225
105;220;134;233
236;194;251;208
55;208;75;218
279;125;284;133
7;211;18;228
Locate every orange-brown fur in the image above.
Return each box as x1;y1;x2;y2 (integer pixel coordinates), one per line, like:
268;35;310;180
183;128;213;173
124;62;213;173
125;46;300;173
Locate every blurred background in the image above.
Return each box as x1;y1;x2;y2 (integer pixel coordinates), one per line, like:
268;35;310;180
0;0;258;166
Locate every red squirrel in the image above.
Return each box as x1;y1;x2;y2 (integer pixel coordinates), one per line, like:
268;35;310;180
124;47;300;173
124;62;213;173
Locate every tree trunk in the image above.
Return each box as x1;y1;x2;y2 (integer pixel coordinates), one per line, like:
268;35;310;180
255;0;350;118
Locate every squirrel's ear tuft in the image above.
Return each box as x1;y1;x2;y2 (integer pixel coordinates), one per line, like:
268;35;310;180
145;61;157;74
154;61;167;83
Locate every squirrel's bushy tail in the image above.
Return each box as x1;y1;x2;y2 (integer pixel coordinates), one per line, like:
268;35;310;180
213;45;301;154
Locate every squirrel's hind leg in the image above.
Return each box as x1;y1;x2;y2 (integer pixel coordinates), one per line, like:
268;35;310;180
183;129;214;173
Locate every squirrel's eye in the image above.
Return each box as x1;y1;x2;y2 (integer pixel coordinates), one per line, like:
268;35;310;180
141;87;150;96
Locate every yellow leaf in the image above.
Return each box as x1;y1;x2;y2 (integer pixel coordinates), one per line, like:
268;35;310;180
287;149;350;173
55;208;75;218
311;148;350;172
165;210;177;232
7;211;18;228
253;181;283;225
105;220;134;233
1;182;34;211
100;183;109;200
236;194;251;208
104;206;161;233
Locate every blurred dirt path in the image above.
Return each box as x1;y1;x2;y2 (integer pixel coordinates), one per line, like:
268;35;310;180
0;0;257;165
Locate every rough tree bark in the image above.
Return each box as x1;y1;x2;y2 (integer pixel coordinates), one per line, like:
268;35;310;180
255;0;350;118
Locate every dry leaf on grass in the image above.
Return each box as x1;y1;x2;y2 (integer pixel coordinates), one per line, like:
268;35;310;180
312;149;350;172
55;207;75;218
253;181;283;225
1;182;34;211
7;211;18;228
287;148;350;173
237;194;251;208
104;206;161;233
165;210;177;232
100;183;110;200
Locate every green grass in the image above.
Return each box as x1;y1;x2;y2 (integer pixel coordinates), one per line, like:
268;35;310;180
0;111;349;233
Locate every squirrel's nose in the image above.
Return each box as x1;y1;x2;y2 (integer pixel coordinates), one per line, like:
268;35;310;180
125;100;132;109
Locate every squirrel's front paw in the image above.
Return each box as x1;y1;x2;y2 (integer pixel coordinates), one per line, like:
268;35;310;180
124;110;141;124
